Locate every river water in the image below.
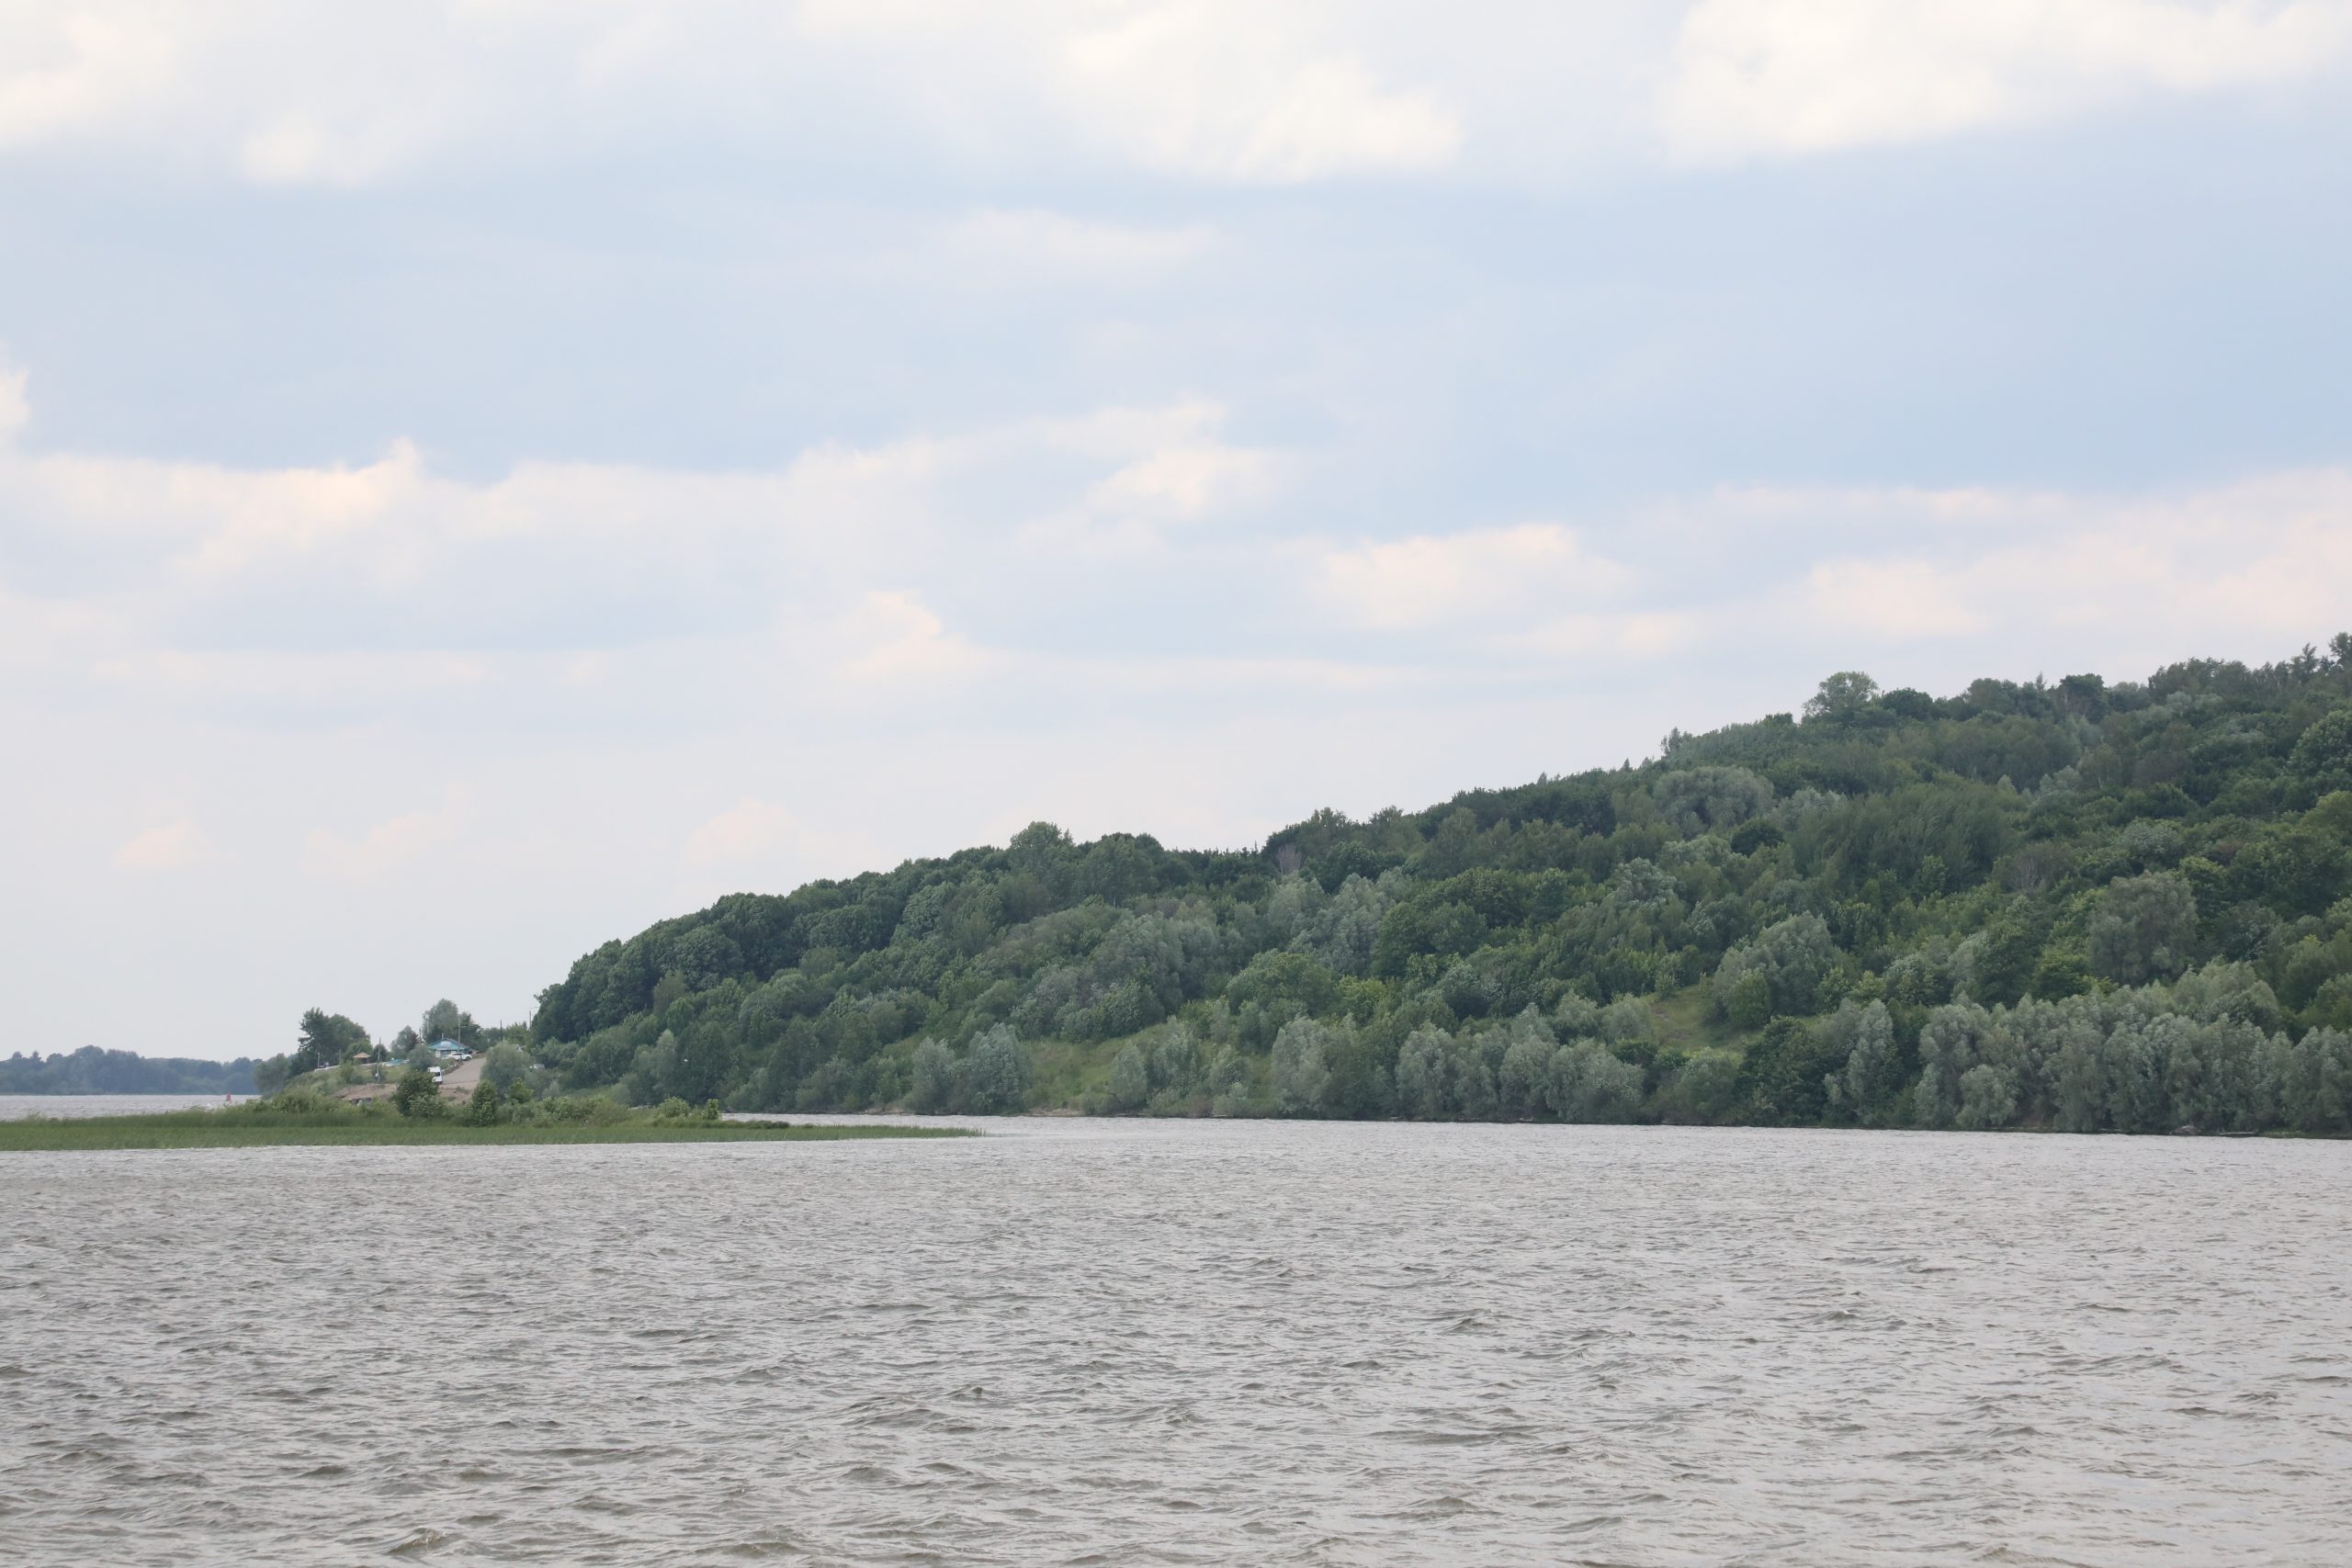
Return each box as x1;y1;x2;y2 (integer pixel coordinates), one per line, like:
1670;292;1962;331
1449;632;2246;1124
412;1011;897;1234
2;1120;2346;1566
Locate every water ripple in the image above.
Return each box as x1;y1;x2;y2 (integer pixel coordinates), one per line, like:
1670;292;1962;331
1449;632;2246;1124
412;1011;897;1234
2;1122;2348;1564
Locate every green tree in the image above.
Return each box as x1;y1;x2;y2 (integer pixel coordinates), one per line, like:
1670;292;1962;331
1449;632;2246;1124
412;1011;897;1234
1804;671;1881;725
393;1067;443;1118
963;1025;1033;1114
481;1041;531;1093
2087;873;2199;986
1270;1017;1335;1115
1954;1063;2021;1130
292;1009;370;1076
905;1038;958;1111
2289;708;2352;794
421;998;481;1048
1837;1001;1899;1120
1715;914;1836;1018
1106;1043;1149;1111
1737;1017;1840;1123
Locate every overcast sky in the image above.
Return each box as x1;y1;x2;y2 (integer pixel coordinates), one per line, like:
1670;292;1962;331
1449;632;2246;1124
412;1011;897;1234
6;1;2350;1060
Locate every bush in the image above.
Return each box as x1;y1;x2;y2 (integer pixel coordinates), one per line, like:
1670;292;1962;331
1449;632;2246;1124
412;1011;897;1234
1724;970;1772;1030
962;1025;1034;1114
392;1067;440;1118
481;1041;531;1092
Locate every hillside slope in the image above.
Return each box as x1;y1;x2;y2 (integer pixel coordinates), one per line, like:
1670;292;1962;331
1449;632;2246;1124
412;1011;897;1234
530;639;2352;1133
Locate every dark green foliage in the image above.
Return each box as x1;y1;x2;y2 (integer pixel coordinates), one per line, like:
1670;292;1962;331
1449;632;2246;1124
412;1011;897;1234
1736;1018;1844;1123
293;1009;371;1075
392;1067;441;1118
462;1080;504;1126
0;1047;257;1096
520;637;2352;1133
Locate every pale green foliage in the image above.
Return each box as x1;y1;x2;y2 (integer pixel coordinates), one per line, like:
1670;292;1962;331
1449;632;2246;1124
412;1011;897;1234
1496;1010;1557;1117
962;1024;1033;1113
1804;671;1880;724
1724;970;1772;1029
1553;992;1602;1039
1838;1000;1899;1116
1151;1022;1205;1097
1291;874;1391;976
1014;911;1219;1041
2087;872;2199;986
1654;766;1774;838
2163;961;2282;1033
1395;1026;1453;1120
1716;913;1836;1018
1914;1002;1998;1127
1656;1049;1739;1122
1608;858;1676;912
1599;998;1657;1047
1106;1043;1149;1111
1204;1046;1255;1116
2278;1026;2352;1133
481;1041;530;1092
1954;1063;2020;1130
1270;1017;1335;1115
906;1038;958;1112
1550;1039;1645;1122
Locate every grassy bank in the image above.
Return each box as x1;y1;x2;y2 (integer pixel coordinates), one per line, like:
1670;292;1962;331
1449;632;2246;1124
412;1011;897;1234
0;1108;973;1152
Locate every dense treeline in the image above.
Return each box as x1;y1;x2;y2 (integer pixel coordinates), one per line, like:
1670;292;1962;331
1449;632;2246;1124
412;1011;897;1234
2;1047;258;1096
525;637;2352;1134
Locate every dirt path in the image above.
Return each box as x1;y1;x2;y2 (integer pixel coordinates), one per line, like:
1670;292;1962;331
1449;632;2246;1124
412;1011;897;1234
438;1055;486;1100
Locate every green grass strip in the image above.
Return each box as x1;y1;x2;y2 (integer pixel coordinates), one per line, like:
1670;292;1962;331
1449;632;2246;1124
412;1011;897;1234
0;1112;971;1152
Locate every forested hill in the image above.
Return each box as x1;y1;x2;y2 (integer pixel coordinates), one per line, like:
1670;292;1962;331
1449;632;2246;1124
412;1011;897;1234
529;639;2352;1134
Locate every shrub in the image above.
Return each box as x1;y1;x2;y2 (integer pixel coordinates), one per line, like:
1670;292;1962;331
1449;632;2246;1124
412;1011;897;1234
461;1080;503;1126
392;1067;440;1118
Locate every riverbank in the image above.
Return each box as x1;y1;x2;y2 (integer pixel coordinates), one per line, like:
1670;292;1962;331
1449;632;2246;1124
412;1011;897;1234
0;1108;974;1152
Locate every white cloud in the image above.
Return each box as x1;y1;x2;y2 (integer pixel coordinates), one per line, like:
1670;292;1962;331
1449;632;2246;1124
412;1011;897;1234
1089;444;1275;521
0;6;179;148
1508;611;1699;660
0;362;28;440
829;590;993;686
302;795;468;883
946;209;1216;278
1792;468;2352;646
1804;559;1989;638
1317;523;1632;631
111;816;216;873
0;367;1272;706
684;797;798;865
0;1;1464;187
1053;8;1461;181
8;2;2345;187
1022;436;1282;555
1665;0;2352;161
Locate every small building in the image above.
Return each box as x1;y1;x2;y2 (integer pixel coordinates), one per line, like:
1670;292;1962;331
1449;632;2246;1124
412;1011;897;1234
430;1039;470;1061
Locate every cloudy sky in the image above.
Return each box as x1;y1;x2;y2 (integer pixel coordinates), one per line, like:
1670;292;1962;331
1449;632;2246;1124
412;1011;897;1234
5;1;2349;1059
